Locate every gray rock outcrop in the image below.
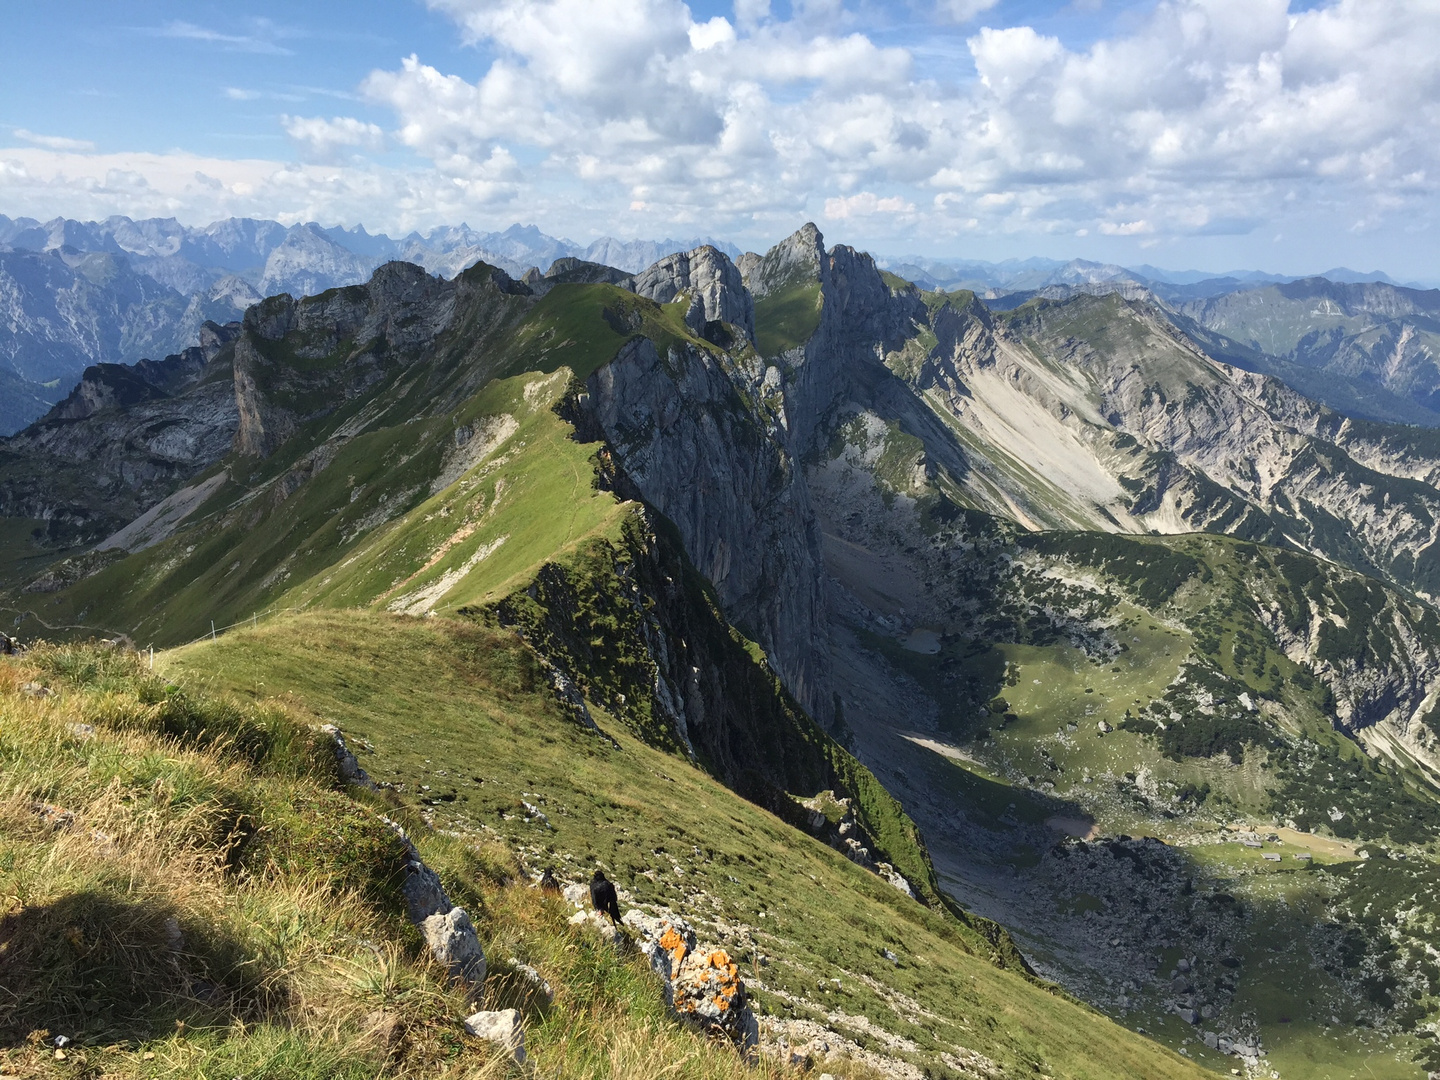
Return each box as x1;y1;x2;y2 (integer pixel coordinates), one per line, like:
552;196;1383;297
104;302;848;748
318;723;375;788
510;961;554;1004
574;225;936;726
568;906;623;943
544;257;634;288
388;821;487;991
400;846;451;924
740;223;823;301
422;907;487;984
581;332;832;718
624;908;698;1006
463;1008;526;1064
233;261;456;457
0;324;243;544
631;245;755;345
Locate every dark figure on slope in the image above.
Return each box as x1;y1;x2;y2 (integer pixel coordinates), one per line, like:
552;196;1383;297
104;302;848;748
590;869;622;924
539;866;561;893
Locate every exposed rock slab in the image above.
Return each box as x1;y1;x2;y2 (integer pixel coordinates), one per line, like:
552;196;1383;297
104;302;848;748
463;1008;526;1064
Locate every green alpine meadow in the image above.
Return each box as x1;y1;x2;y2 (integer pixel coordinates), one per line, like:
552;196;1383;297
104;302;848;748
1;212;1439;1080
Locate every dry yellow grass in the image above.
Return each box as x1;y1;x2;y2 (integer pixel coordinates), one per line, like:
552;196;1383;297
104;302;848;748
0;644;802;1080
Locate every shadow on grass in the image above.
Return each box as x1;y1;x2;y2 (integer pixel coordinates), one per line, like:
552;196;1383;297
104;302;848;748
0;890;283;1045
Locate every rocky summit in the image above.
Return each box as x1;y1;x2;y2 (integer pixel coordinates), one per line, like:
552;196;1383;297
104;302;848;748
4;224;1440;1080
0;214;744;435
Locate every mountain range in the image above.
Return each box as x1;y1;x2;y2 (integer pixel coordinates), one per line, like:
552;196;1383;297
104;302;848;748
0;214;741;434
879;253;1431;298
4;224;1440;1076
6;213;1439;442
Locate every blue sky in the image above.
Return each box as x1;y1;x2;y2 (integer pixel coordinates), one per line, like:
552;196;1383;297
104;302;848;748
2;2;1135;158
1;1;1436;278
2;3;455;159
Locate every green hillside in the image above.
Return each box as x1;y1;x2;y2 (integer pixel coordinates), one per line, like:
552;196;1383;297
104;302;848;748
10;234;1440;1078
0;639;797;1080
811;440;1440;1074
171;609;1208;1078
0;622;1212;1079
0;269;1191;1077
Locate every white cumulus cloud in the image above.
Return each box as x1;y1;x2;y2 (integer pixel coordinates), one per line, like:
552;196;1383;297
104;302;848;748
282;116;387;161
12;129;96;153
690;16;737;50
2;0;1437;272
937;0;1440;246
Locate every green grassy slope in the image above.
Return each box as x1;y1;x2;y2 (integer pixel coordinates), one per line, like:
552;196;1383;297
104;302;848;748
811;446;1440;1073
889;521;1440;840
1;275;1177;1072
4;282;712;646
0;277;963;924
755;280;822;359
159;609;1211;1080
0;642;804;1080
280;369;629;617
12;244;1440;1077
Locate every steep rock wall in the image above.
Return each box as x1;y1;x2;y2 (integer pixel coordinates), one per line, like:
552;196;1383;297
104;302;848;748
580;334;832;719
575;230;928;724
233;262;459;458
631;246;755;345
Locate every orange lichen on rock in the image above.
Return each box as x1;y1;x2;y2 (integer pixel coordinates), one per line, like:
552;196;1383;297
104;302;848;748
674;945;748;1028
627;911;757;1049
659;924;689;977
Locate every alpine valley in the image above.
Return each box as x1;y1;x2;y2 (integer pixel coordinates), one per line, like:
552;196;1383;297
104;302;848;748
6;223;1440;1080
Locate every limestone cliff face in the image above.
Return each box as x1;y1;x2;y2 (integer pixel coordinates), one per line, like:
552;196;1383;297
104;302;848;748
1255;581;1440;757
232;261;458;458
850;288;1440;775
48;321;238;423
230;334;295;459
741;225;927;451
630;246;755;345
741;224;822;301
581;333;832;718
0;322;242;543
582;230;931;723
906;292;1440;603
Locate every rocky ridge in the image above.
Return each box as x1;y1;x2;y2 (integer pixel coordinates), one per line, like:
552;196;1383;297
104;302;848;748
1176;277;1440;423
888;292;1440;720
11;223;1440;774
9;222;1440;1075
0;213;747;435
